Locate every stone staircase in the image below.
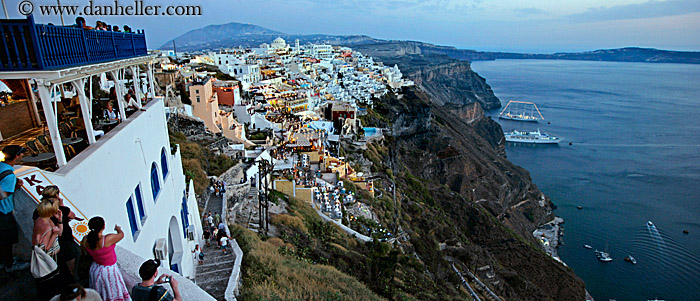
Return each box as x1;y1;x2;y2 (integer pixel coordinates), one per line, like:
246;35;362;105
194;242;236;300
195;191;236;300
230;185;261;233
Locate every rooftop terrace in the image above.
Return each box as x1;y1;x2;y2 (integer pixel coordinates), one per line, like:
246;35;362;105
0;15;147;71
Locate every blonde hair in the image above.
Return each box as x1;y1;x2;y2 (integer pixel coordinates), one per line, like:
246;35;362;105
42;185;60;200
37;200;59;218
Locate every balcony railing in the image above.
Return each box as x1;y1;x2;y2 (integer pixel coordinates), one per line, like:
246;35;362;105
0;15;147;71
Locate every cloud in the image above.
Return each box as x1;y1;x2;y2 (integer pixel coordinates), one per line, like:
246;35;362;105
569;0;700;21
512;7;548;16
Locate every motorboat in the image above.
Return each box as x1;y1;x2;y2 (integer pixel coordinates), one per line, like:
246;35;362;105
595;249;613;262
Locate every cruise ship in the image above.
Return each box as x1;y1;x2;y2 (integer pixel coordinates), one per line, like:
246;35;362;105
504;129;561;144
498;100;545;122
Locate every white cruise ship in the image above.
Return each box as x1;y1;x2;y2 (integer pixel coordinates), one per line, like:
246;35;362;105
505;129;561;144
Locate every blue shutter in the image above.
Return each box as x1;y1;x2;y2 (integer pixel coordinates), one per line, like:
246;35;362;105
161;148;169;180
134;185;145;222
181;194;189;239
150;163;160;201
126;197;138;237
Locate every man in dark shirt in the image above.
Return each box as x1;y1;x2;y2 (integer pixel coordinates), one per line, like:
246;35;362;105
202;228;211;247
131;259;182;301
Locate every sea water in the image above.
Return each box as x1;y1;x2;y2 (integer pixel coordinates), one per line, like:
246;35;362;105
471;59;700;301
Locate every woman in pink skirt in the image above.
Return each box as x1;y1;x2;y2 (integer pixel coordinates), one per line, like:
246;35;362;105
81;216;131;301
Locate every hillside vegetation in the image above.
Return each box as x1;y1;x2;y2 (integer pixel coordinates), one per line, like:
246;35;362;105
232;86;585;300
231;222;384;300
168;129;237;194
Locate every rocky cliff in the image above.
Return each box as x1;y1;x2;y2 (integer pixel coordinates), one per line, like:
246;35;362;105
355;86;585;300
351;44;501;110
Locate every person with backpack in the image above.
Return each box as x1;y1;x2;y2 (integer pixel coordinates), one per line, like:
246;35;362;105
131;259;182;301
192;244;204;265
0;145;30;273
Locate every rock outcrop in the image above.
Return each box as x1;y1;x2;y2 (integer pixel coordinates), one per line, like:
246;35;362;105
351;44;501;110
360;85;585;300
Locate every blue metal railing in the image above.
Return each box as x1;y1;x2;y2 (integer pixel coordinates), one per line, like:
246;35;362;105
0;15;148;71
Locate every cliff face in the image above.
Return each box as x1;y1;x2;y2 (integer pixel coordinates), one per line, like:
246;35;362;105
358;85;585;300
351;43;502;110
405;60;501;110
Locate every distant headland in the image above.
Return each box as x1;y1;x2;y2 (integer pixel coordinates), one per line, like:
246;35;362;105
159;22;700;64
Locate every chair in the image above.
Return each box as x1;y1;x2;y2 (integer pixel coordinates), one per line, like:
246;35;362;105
69;117;80;127
64;145;76;158
25;139;42;155
32;136;49;153
59;123;77;138
37;134;52;150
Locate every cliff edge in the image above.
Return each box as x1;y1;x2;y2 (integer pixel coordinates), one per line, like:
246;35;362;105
354;85;585;300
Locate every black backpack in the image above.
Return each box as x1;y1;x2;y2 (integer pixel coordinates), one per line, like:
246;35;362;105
149;285;163;301
0;170;14;200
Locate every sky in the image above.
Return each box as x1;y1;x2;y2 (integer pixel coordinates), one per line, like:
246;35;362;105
5;0;700;53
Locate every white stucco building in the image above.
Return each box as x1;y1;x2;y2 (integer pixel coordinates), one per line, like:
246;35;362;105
0;20;213;298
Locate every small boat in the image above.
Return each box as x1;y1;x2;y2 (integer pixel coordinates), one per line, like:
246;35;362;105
584;244;592;249
683;230;689;234
595;248;613;262
597;251;613;262
624;255;637;264
577;206;583;209
648;221;654;226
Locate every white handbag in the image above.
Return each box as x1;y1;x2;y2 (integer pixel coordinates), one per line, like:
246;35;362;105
30;245;58;279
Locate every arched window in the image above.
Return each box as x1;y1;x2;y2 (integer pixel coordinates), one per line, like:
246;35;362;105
161;148;169;180
150;163;160;201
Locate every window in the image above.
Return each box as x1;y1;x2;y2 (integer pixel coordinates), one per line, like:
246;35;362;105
126;197;139;240
196;96;200;103
134;184;146;224
160;148;169;180
150;163;160;201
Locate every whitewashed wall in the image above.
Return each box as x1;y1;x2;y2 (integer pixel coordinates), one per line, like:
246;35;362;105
14;98;201;280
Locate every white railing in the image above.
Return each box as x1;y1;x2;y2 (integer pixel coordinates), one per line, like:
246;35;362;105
224;239;243;301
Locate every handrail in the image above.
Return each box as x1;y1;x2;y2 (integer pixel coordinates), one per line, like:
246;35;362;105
0;15;147;71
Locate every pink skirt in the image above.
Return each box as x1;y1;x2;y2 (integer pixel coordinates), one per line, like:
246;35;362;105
89;262;131;301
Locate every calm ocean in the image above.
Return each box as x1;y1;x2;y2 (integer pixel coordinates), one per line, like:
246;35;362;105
472;59;700;301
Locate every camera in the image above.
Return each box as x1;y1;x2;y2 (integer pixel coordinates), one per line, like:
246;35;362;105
164;276;171;282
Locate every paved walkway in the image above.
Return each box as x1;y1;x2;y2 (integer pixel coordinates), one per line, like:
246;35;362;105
196;191;236;300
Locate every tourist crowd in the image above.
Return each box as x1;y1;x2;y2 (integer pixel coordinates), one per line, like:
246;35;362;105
209;179;227;196
202;210;233;255
74;17;135;33
1;145;183;301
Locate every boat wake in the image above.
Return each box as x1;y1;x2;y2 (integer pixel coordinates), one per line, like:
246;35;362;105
647;222;666;249
625;223;700;299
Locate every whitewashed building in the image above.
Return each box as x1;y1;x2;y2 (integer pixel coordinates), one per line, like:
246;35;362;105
0;16;213;299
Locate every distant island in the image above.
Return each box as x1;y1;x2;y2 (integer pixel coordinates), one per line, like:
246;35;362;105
160;22;700;64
